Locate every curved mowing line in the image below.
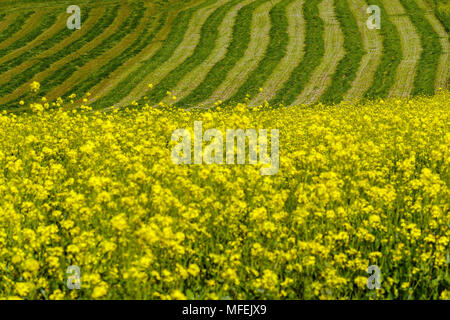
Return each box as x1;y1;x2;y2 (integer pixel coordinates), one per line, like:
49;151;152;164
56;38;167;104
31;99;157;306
199;0;277;107
138;0;242;105
320;0;365;104
47;4;156;102
117;0;228;108
364;0;402;99
344;0;383;101
269;0;324;106
292;0;345;106
0;11;56;60
424;0;449;33
225;0;296;105
0;13;17;34
37;2;146;100
159;0;257;106
0;11;43;51
0;10;33;48
399;0;442;95
83;1;198;108
69;12;168;106
0;11;66;66
249;0;305;106
176;0;270;108
0;7;93;77
383;0;422;98
0;6;120;105
91;0;220;109
83;5;188;108
416;0;448;90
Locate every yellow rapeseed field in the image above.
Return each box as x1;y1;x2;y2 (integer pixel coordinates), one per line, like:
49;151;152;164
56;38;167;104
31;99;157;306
0;87;448;300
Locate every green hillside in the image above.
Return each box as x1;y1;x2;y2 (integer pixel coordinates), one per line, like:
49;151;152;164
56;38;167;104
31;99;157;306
0;0;447;111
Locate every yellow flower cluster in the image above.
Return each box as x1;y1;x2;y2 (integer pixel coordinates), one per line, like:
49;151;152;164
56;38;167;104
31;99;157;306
30;81;40;93
0;90;448;299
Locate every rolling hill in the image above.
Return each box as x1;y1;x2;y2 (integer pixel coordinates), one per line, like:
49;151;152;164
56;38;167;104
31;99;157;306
0;0;448;110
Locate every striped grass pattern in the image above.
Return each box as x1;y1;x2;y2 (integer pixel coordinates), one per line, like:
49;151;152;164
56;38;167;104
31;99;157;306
0;0;447;111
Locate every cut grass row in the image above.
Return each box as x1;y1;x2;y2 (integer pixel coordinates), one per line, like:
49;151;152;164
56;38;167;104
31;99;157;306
64;12;168;102
176;0;270;108
0;11;47;54
119;0;230;107
319;0;365;104
158;0;256;106
415;0;448;90
292;0;344;105
46;6;153;101
0;12;57;61
364;0;402;99
399;0;442;96
0;11;66;66
343;0;383;101
82;2;195;108
385;0;422;98
140;0;242;104
225;0;295;105
197;0;275;107
269;0;324;106
425;0;450;32
92;0;220;109
0;6;119;107
0;8;92;76
249;0;305;106
0;11;33;48
35;2;146;99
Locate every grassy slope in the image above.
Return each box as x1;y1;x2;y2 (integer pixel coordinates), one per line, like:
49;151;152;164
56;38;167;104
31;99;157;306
175;0;270;107
364;0;402;99
399;0;442;95
92;0;219;109
197;0;275;107
249;0;305;106
292;0;344;106
142;0;242;104
320;0;365;104
225;0;295;105
343;0;383;101
157;0;256;105
269;0;324;106
0;6;119;107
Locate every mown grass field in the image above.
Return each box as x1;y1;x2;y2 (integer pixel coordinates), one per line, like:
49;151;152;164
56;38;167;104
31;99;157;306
0;0;448;300
0;0;447;110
